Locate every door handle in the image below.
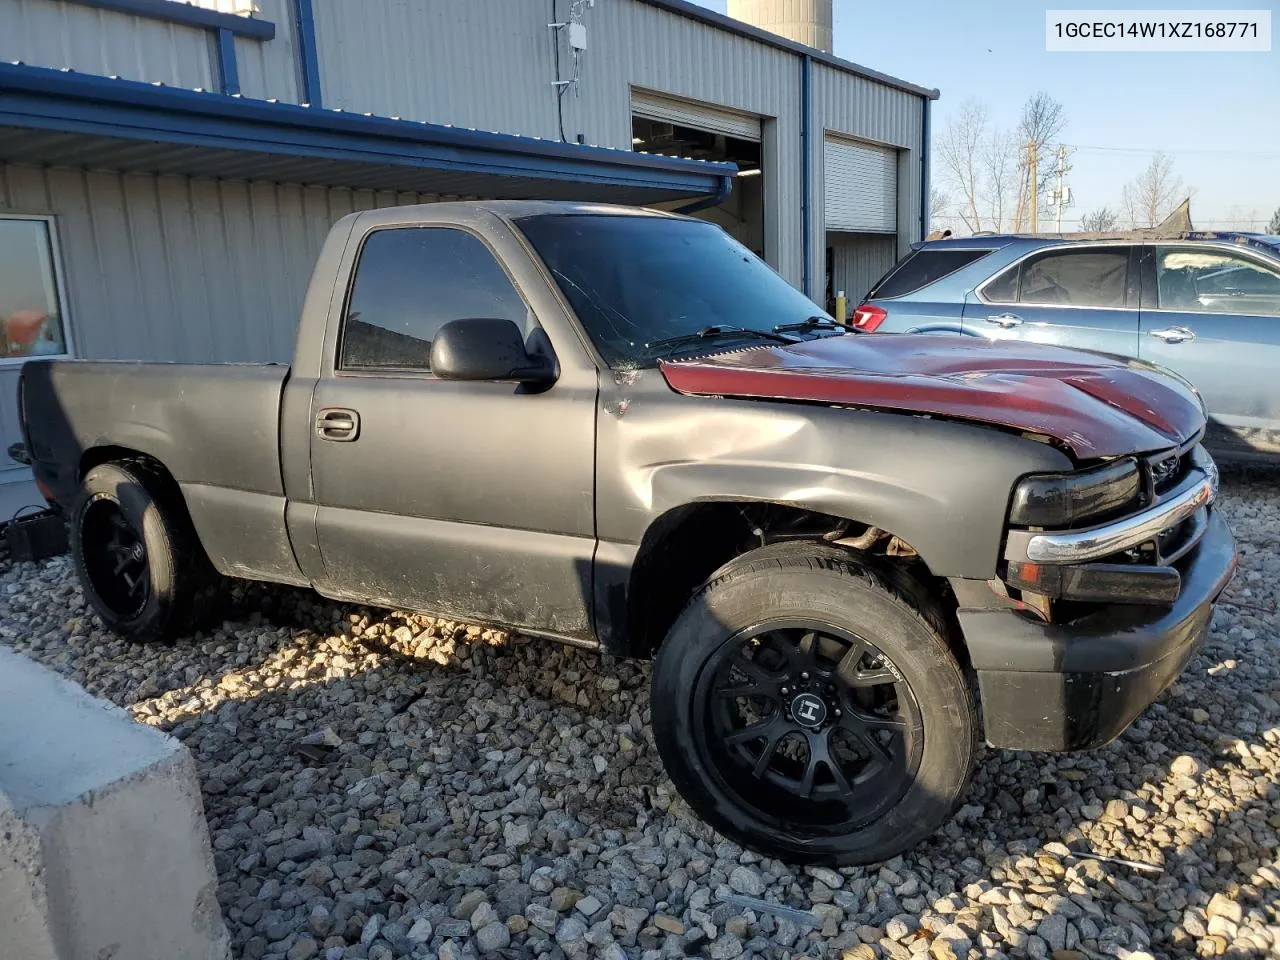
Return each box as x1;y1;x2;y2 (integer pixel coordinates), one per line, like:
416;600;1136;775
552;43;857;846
985;313;1024;328
316;407;360;441
1148;326;1196;344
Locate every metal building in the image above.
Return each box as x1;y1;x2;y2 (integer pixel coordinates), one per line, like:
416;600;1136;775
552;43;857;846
0;0;935;504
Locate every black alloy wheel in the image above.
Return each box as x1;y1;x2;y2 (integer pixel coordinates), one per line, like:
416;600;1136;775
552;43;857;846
695;621;922;834
79;496;150;618
71;459;220;643
652;546;978;864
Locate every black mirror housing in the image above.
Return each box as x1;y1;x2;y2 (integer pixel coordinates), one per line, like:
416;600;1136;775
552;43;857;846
430;318;555;384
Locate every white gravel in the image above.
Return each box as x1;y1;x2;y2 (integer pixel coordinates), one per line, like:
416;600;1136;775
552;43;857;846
2;467;1277;960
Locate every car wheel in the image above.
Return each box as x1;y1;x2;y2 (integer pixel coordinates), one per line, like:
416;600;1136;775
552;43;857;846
652;548;977;865
72;460;219;644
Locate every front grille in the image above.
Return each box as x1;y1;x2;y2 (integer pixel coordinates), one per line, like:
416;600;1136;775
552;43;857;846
1142;436;1198;500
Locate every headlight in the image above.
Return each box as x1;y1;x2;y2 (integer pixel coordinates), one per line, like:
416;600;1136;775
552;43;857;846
1009;457;1141;528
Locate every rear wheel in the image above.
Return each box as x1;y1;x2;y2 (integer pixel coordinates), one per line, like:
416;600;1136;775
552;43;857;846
652;548;977;865
72;460;218;643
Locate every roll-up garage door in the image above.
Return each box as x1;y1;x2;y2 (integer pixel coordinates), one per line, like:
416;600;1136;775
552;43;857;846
824;135;897;233
630;88;762;142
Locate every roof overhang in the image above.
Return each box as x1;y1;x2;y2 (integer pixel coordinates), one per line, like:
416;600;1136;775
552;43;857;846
0;63;736;204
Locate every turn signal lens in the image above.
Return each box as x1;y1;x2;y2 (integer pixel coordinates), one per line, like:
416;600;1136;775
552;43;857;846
851;304;887;332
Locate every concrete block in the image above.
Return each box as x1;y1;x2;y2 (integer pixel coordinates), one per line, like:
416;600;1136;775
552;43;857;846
0;646;229;960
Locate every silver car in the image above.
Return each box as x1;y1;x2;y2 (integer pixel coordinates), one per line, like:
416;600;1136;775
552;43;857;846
857;231;1280;462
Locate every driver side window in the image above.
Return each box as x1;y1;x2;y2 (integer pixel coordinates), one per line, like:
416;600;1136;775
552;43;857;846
339;227;532;372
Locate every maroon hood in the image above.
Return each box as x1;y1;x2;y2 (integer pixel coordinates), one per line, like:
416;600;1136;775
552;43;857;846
659;334;1205;459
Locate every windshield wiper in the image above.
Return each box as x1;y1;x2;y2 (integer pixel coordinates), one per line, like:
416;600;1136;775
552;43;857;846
645;325;797;353
773;316;848;334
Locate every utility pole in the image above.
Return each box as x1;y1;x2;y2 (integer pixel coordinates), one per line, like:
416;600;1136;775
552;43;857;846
1028;140;1039;233
1055;145;1066;232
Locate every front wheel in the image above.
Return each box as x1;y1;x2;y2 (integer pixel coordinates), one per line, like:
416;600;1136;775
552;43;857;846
651;549;977;865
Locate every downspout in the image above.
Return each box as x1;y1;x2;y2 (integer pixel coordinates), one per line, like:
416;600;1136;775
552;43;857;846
920;96;931;241
801;53;813;298
675;174;734;215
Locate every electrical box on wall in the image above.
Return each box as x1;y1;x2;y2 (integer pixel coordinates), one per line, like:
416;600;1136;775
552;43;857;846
568;22;588;50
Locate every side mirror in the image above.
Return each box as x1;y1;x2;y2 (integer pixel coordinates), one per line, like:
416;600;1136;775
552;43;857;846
430;318;556;385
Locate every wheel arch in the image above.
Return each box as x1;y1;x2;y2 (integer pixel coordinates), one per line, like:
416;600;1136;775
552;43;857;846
606;499;965;666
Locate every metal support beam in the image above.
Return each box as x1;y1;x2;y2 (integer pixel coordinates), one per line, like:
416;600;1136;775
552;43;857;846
920;97;931;240
292;0;323;108
800;53;813;298
215;29;240;97
64;0;275;39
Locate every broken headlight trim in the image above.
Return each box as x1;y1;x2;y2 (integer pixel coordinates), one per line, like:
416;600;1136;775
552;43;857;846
1008;457;1141;528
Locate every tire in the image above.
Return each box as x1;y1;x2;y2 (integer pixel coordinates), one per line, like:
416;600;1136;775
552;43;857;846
651;547;977;865
71;460;219;644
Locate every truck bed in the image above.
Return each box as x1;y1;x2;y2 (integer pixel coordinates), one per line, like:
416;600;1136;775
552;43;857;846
20;359;302;583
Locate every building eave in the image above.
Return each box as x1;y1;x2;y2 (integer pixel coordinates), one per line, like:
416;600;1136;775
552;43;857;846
0;62;737;202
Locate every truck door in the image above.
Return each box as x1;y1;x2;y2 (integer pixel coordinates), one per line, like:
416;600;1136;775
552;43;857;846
1138;242;1280;458
961;244;1140;359
306;221;598;642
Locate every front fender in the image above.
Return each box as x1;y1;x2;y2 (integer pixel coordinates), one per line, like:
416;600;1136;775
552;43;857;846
598;393;1075;581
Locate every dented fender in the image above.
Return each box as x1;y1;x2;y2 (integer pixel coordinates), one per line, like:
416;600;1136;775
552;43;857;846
592;367;1074;581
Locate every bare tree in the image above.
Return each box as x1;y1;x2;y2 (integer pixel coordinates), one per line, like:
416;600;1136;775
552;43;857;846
1270;206;1280;234
928;186;952;234
1080;206;1119;232
1012;92;1070;230
1222;205;1261;230
1121;153;1185;228
937;99;989;232
936;94;1071;234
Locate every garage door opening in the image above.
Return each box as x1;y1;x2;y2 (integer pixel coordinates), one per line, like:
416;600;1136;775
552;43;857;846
825;232;898;315
631;92;764;259
823;134;899;315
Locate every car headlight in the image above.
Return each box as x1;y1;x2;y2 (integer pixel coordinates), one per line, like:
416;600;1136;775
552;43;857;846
1009;457;1142;528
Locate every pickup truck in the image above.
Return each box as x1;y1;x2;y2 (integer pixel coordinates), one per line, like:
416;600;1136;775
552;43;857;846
15;200;1237;865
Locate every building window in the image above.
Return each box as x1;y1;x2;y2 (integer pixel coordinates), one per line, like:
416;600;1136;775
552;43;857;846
0;217;71;360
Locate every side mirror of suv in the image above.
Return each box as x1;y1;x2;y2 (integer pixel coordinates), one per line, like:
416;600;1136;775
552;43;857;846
430;318;556;385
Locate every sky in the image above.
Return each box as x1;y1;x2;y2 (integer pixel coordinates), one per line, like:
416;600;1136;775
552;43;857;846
689;0;1280;230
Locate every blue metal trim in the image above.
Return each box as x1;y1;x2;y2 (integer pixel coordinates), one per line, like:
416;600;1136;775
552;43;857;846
291;0;323;108
0;63;734;194
216;28;239;96
65;0;275;40
800;53;813;298
673;175;733;215
920;98;931;240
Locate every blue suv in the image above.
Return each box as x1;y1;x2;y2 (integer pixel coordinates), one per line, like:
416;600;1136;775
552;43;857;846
855;231;1280;462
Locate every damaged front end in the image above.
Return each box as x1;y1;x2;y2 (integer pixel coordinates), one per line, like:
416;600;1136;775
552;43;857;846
995;434;1219;620
957;431;1237;753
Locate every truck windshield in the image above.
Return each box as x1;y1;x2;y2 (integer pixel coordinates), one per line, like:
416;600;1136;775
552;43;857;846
515;213;833;367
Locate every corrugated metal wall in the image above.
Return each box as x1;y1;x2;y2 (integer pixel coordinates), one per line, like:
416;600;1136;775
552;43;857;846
0;163;442;364
811;60;924;285
828;232;897;303
309;0;806;283
0;0;216;89
0;0;926;296
0;0;298;101
233;0;300;102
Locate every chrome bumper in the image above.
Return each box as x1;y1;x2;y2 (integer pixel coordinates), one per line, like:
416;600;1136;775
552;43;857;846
1006;450;1219;565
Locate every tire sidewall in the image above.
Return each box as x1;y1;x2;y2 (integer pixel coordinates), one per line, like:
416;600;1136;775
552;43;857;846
72;463;178;643
652;558;975;865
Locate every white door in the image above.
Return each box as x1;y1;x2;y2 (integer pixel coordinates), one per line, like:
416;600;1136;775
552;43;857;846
824;135;898;234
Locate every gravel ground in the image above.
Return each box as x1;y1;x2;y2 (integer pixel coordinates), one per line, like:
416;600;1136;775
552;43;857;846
2;467;1278;960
